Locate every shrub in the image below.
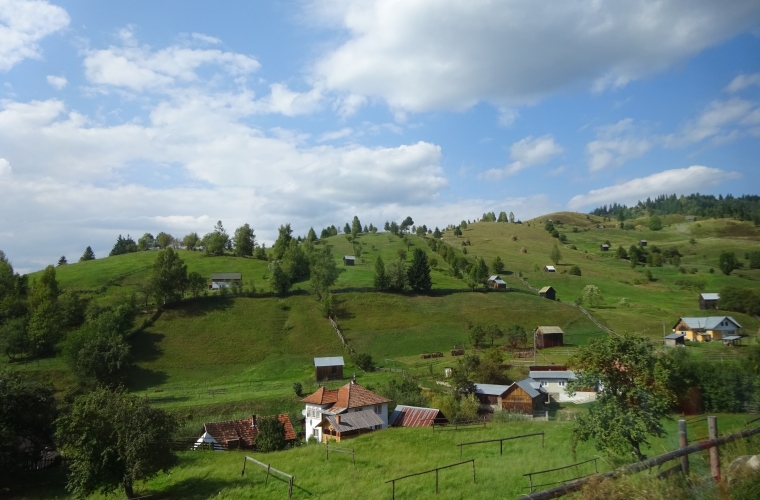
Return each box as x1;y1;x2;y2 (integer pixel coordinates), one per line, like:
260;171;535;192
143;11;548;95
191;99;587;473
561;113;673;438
292;382;302;396
569;265;581;276
355;353;373;371
256;417;286;452
521;247;528;254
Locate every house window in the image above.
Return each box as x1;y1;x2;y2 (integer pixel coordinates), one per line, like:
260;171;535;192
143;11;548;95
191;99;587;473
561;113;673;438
559;380;565;387
374;405;382;414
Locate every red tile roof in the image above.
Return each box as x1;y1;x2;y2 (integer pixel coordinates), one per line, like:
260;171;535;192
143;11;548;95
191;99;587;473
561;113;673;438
301;383;391;413
203;414;296;448
301;386;340;405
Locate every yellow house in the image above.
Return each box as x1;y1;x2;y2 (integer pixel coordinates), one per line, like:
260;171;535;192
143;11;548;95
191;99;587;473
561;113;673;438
672;316;742;342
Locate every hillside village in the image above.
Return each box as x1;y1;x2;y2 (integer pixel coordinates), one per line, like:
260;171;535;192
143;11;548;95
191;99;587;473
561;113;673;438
2;204;760;499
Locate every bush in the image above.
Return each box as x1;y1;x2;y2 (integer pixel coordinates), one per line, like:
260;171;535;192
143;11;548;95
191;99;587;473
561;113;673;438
569;265;581;276
355;353;373;371
293;382;302;396
256;417;286;453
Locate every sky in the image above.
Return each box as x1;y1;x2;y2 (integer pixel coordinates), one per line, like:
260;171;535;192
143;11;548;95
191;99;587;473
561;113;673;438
0;0;759;273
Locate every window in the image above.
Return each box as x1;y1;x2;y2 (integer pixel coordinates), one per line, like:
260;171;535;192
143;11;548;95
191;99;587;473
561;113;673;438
559;380;565;387
374;405;382;414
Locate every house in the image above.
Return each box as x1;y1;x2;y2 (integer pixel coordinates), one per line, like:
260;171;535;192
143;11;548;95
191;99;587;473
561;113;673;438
389;405;448;427
672;316;742;342
664;333;686;347
314;356;344;381
315;411;384;442
528;370;596;404
538;286;556;300
699;293;720;310
600;244;610;252
473;384;511;409
301;382;391;443
535;326;564;349
685;216;697;222
487;275;507;289
543;265;556;272
210;272;242;289
343;255;355;266
501;378;547;414
639;240;648;247
200;414;296;450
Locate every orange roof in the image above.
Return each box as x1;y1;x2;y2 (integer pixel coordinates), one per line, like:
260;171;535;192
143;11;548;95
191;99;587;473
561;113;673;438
203;414;296;448
330;383;391;413
301;386;340;405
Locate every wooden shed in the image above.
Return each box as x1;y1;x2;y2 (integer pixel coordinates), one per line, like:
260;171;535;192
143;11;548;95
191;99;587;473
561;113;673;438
699;293;719;310
639;240;648;247
664;333;685;347
314;356;344;381
685;216;696;222
501;378;547;414
487;275;507;289
543;265;556;273
343;255;355;266
473;384;511;408
538;286;556;300
389;405;448;427
210;272;242;289
600;244;610;252
535;326;564;349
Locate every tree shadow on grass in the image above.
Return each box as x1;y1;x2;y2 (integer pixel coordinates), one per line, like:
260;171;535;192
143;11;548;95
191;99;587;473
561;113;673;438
167;296;236;318
152;468;315;499
126;365;169;392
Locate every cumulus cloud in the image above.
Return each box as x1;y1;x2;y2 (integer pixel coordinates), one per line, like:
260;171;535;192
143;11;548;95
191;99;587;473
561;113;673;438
480;135;562;180
725;72;760;93
0;0;69;72
253;83;323;116
664;98;757;147
311;0;760;113
586;119;651;171
318;127;353;142
0;157;10;175
566;166;741;210
46;74;66;89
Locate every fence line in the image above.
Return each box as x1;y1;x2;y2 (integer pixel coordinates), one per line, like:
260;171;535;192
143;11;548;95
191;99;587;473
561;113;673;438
524;457;600;493
385;459;475;500
241;456;295;498
515;274;539;292
328;317;355;355
457;432;544;457
326;443;355;465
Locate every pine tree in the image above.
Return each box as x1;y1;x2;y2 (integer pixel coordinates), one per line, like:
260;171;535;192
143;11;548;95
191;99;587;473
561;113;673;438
80;246;95;262
433;227;442;238
57;256;67;266
307;227;317;242
407;248;432;292
374;256;389;289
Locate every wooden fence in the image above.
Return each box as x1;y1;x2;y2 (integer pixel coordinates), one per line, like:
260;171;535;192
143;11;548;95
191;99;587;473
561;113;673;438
523;457;600;493
385;459;475;499
326;443;355;465
457;432;544;457
241;456;295;498
328;317;354;355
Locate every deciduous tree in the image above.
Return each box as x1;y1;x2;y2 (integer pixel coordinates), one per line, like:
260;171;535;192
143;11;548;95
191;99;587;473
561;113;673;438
309;246;338;300
256;417;286;452
373;256;389;290
181;232;200;250
719;251;738;276
550;244;562;265
155;232;173;249
150;248;187;304
137;233;155;251
582;284;603;307
233;224;256;257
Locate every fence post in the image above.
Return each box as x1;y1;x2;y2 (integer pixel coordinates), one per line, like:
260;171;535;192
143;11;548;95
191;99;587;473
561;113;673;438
266;464;271;485
472;459;476;483
289;477;293;499
679;419;689;476
435;468;439;494
708;416;720;482
392;479;395;500
541;431;545;448
241;457;247;476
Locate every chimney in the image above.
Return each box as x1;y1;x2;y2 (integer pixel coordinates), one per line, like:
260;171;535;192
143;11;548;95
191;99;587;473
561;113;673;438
252;415;257;428
335;415;341;424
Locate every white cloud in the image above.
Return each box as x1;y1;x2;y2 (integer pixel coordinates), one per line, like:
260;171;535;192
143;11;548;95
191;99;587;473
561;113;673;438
548;166;565;176
0;0;69;72
664;98;757;146
318;127;353;142
311;0;760;113
46;74;66;89
480;135;562;180
498;107;519;127
0;157;10;175
586;119;651;171
191;32;222;45
567;166;741;210
725;72;760;93
253;83;323;116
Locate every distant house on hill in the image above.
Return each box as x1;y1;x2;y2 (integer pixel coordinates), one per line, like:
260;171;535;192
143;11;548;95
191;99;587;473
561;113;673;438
535;326;564;349
664;333;686;347
314;356;344;381
699;293;720;310
672;316;741;342
343;255;355;266
685;216;696;222
210;272;241;289
543;265;556;272
528;370;595;404
389;405;448;427
487;275;507;289
600;244;610;252
198;414;296;451
639;240;648;247
538;286;555;300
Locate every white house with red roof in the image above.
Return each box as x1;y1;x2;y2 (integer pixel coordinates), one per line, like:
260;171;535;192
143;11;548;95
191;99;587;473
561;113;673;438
301;381;391;443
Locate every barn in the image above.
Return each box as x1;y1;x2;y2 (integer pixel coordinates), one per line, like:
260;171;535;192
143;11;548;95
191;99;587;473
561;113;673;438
664;333;686;347
538;286;556;300
389;405;448;427
473;384;511;409
600;244;610;252
639;240;648;247
314;356;344;381
501;378;547;414
699;293;720;310
535;326;564;349
343;255;355;266
210;272;242;289
543;265;556;272
487;275;507;289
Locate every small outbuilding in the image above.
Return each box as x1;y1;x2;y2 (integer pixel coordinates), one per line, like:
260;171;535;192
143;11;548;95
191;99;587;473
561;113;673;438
487;275;507;289
343;255;355;266
316;411;384;442
535;326;564;349
664;333;686;347
538;286;556;301
685;216;696;222
597;225;605;229
389;405;448;427
543;265;556;273
473;384;512;409
501;378;547;414
699;293;720;310
210;272;242;289
314;356;344;381
639;240;648;247
723;335;742;346
600;244;610;252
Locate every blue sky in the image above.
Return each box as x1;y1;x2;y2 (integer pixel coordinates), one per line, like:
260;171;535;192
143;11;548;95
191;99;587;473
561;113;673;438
1;0;759;272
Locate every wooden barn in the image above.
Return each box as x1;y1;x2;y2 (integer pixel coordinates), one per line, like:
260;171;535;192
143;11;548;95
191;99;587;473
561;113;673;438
501;378;547;414
473;384;511;409
535;326;564;349
343;255;355;266
685;216;696;222
664;333;686;347
314;356;344;381
210;272;242;289
200;414;296;450
600;244;610;252
538;286;556;300
699;293;720;310
543;265;556;273
639;240;648;247
487;275;507;289
389;405;448;427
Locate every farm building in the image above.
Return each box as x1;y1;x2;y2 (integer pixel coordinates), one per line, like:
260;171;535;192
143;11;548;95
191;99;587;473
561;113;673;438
685;216;696;222
723;336;743;346
210;272;242;289
600;244;610;252
543;265;556;272
639;240;648;247
538;286;556;300
699;293;720;310
302;382;391;443
389;405;448;427
501;378;547;414
193;431;225;451
528;370;595;404
664;333;686;347
597;225;605;229
314;356;344;381
534;326;564;349
473;384;511;409
343;255;355;266
672;316;742;342
199;414;296;450
315;411;384;443
487;275;507;289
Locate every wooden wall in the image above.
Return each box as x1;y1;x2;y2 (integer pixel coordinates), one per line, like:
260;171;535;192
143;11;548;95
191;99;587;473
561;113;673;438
315;365;343;381
501;386;536;414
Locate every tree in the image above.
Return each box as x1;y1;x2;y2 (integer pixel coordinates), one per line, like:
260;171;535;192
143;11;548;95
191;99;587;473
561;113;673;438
582;285;604;307
187;272;207;298
470;324;486;347
256;417;286;452
150;248;187;304
203;221;229;256
400;216;414;233
309;246;339;300
385;260;407;291
569;265;581;276
109;235;138;256
719;251;738;276
28;300;62;356
254;243;268;260
374;256;389;290
433;227;442;238
351;216;362;237
407;248;432;292
137;233;155;251
343;222;351;234
486;324;504;346
0;371;56;485
65;324;132;389
307;227;317;242
452;226;463;238
498;211;508;222
509;212;515;223
569;335;672;460
397;249;407;261
155;232;173;249
460;220;467;229
506;325;527;348
0;318;29;359
269;261;291;296
181;232;200;250
647;215;663;231
492;256;504;273
233;224;256;257
57;255;67;266
355;353;373;371
80;246;95;262
389;221;399;235
749;251;760;270
57;389;177;499
272;224;294;260
469;258;489;288
550;244;562;265
615;246;628;259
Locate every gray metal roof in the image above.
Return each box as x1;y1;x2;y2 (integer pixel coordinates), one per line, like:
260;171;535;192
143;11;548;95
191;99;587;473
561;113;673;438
494;279;507;285
473;383;511;396
515;378;544;399
343;255;355;260
536;326;564;335
488;275;501;281
723;336;741;341
314;356;345;367
320;410;383;433
529;371;577;380
210;272;242;280
664;333;686;340
544;265;556;271
700;293;720;301
678;316;741;330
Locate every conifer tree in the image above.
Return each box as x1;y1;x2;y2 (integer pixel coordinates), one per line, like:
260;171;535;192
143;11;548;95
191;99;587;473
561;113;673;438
407;248;432;292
